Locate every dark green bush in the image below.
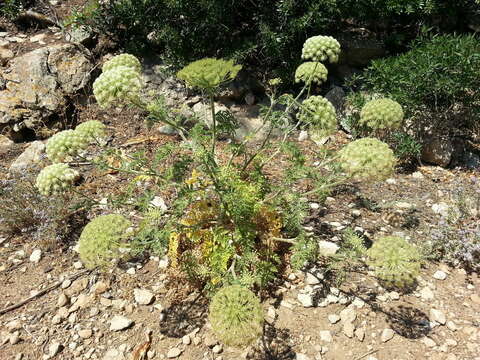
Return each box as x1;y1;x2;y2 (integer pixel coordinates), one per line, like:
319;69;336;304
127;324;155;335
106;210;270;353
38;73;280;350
357;34;480;137
76;0;473;82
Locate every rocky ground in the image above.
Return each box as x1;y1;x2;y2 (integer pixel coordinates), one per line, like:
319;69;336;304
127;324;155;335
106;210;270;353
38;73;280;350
1;3;480;360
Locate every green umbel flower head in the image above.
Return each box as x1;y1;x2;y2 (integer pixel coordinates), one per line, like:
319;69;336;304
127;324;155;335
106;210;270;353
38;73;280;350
295;62;328;85
75;120;106;143
367;236;422;288
35;163;79;196
209;285;264;347
360;98;404;130
93;66;142;108
78;214;132;269
177;58;242;92
338;138;396;181
298;96;337;135
302;35;341;63
102;54;141;73
46;130;88;163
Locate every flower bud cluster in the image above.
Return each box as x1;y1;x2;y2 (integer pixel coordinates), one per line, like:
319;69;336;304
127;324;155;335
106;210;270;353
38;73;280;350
78;214;132;269
298;96;337;135
209;285;263;347
75;120;106;143
360;98;404;130
295;62;328;85
102;53;142;73
338;138;396;181
302;35;341;63
35;163;79;196
93;65;142;108
367;236;422;288
46;130;88;163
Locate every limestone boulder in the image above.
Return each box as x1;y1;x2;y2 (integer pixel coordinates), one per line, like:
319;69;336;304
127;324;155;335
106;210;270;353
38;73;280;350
0;44;92;139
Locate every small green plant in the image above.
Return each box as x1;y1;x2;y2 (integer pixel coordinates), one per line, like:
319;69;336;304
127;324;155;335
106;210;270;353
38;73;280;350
338;138;396;181
78;214;132;268
360;98;404;131
208;285;264;347
367;236;423;288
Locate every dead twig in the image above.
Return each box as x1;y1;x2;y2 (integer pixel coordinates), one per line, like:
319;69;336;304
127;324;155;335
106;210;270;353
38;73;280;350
0;269;91;316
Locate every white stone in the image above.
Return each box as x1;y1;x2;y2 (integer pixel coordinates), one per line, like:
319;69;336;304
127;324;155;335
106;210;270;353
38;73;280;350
109;316;133;331
134;288;155;305
57;293;69;307
298;293;313;308
319;330;332;342
150;196;167;211
49;342;62;357
29;249;42;263
296;354;311;360
305;272;321;285
423;337;436;347
389;291;400;300
298;130;309;141
354;328;365;341
328;314;340;324
381;328;394;342
420;287;435;301
343;322;355;338
73;261;83;269
430;308;446;325
433;270;447;280
318;241;339;256
212;344;222;354
339;306;356;324
182;334;191;345
167;347;182;358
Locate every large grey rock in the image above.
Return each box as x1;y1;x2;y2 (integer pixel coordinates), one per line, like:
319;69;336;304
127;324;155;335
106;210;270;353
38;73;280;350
9;141;45;172
325;86;346;114
0;44;92;138
337;33;386;67
421;137;454;167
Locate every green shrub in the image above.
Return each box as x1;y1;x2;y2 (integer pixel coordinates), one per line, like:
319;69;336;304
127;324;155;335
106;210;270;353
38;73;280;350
367;236;423;288
78;214;132;268
209;285;263;347
75;0;471;82
358;34;480;136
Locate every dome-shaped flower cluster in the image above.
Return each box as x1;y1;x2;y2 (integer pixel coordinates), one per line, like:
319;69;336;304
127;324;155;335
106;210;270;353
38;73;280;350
102;53;142;73
295;62;328;85
35;163;79;196
338;138;396;181
93;66;142;108
46;129;88;163
209;285;263;347
367;236;422;288
298;96;337;135
78;214;132;269
302;35;341;63
177;58;242;91
360;98;404;130
75;120;106;143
